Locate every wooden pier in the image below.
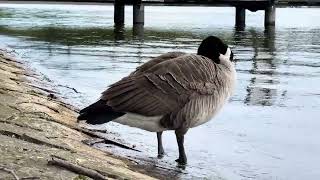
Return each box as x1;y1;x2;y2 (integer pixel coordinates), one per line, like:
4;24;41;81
1;0;320;29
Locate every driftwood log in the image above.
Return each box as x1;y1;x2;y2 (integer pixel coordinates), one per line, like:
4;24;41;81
48;156;107;180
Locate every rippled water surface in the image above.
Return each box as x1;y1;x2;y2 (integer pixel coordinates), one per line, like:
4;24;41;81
1;3;320;180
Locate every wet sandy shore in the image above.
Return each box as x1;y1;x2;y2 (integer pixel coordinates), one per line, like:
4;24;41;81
0;49;156;180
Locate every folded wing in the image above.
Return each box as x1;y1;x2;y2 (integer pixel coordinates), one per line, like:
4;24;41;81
131;52;186;75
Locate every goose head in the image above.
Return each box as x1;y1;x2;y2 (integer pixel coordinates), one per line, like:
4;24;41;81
197;36;234;64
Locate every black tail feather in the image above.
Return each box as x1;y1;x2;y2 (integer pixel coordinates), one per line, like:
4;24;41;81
77;99;124;125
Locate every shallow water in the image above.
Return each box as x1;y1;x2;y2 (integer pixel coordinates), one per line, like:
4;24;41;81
1;3;320;180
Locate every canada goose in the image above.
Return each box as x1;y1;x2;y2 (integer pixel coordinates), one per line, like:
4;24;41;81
78;36;236;165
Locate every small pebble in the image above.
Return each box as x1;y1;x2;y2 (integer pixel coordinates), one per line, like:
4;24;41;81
47;93;57;99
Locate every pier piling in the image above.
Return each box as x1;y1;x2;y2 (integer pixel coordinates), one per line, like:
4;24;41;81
235;7;246;28
133;4;145;25
265;5;276;27
114;0;125;25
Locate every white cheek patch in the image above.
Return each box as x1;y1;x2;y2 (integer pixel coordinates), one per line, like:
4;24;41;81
219;47;231;62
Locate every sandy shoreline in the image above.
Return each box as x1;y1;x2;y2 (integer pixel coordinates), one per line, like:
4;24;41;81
0;49;156;179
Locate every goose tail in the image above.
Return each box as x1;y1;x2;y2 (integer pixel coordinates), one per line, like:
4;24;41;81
77;99;124;125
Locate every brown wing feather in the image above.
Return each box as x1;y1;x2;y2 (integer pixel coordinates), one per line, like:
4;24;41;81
131;52;186;75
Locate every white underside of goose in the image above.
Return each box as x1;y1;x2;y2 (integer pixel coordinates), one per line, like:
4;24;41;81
113;108;220;132
114;113;167;132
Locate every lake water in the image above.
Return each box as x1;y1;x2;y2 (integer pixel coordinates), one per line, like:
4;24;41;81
1;3;320;180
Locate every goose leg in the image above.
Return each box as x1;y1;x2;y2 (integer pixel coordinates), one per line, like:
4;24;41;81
175;129;187;165
157;132;164;158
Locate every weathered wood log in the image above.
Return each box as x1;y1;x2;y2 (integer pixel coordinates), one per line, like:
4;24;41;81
48;156;107;180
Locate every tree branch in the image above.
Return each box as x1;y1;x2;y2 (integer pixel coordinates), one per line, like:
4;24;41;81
0;165;20;180
48;156;106;180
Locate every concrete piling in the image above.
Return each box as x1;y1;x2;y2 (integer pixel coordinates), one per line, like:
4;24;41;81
133;4;145;25
235;7;246;28
114;0;125;25
265;5;276;27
